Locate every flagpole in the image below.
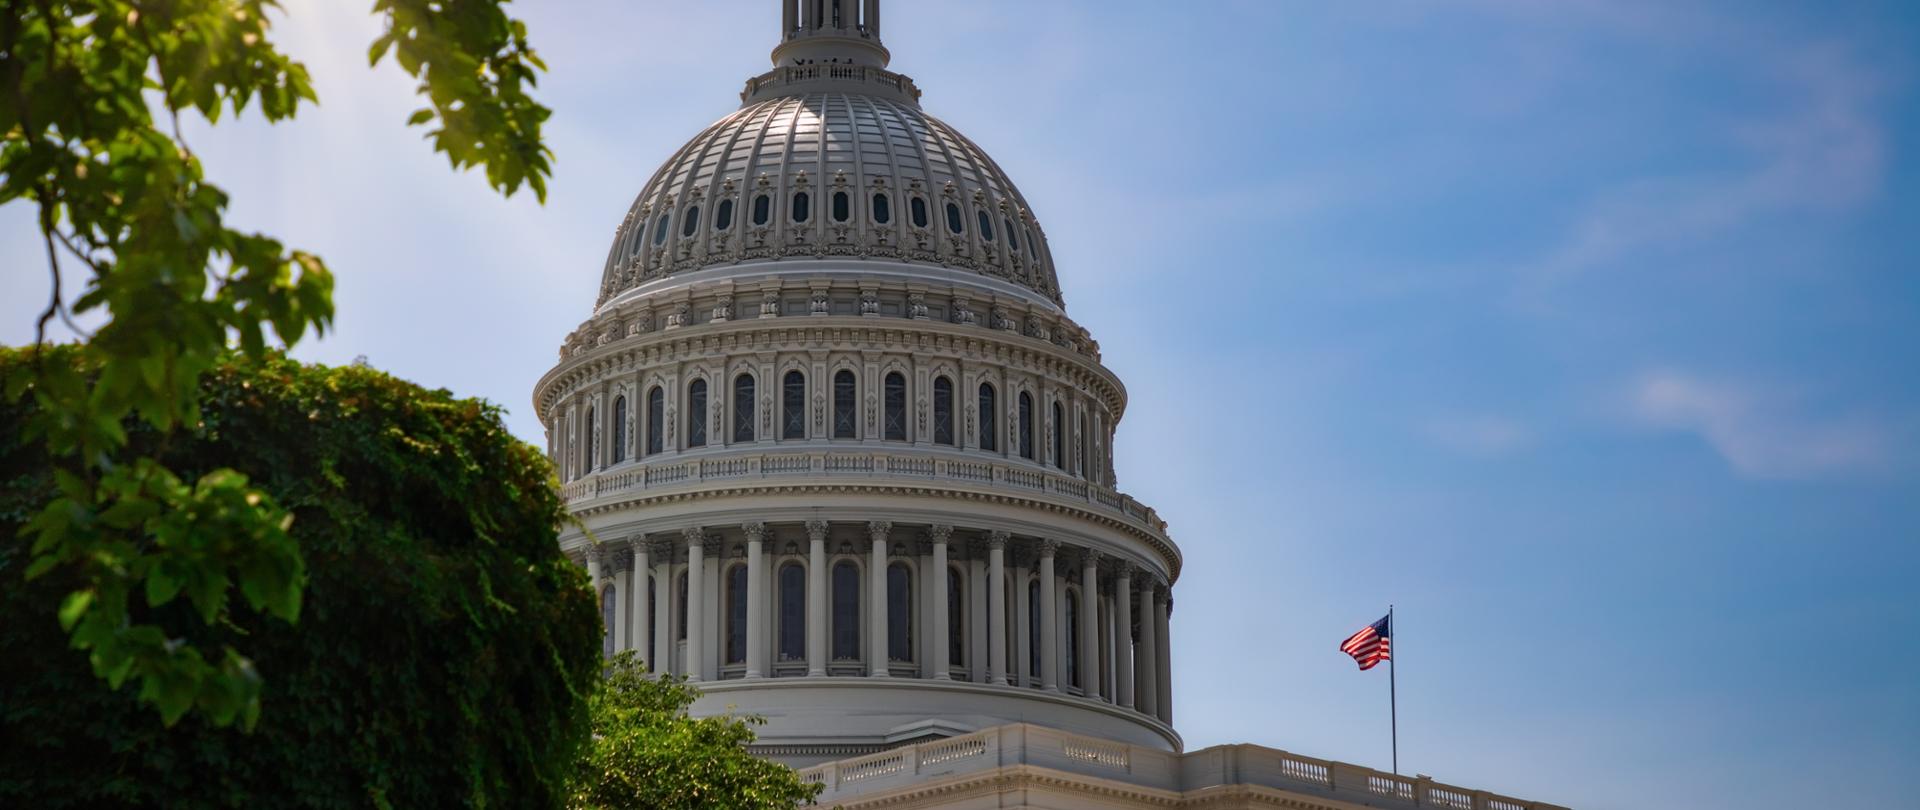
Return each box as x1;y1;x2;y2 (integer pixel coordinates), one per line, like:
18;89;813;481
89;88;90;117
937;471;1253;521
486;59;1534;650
1389;604;1397;775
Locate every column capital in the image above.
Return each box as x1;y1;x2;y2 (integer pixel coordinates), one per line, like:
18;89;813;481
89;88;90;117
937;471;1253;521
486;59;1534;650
1038;538;1060;558
929;524;954;544
986;530;1011;550
1132;567;1158;588
741;521;768;542
1082;548;1103;567
586;545;607;566
867;520;893;542
805;519;830;543
682;527;706;548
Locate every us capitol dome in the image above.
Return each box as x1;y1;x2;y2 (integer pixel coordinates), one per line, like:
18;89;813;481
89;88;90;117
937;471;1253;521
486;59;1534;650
536;4;1567;808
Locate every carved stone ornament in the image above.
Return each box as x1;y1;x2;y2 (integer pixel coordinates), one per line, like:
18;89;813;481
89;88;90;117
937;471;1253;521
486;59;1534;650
741;521;768;542
985;531;1010;550
867;521;894;542
761;290;780;317
805;519;830;543
952;297;975;325
860;290;880;316
908;293;928;320
712;296;734;322
929;525;955;544
811;291;830;315
1038;539;1060;558
682;527;705;548
666;301;691;329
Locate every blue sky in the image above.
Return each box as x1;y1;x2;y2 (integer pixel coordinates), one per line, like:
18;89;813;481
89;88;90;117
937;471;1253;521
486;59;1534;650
3;1;1916;807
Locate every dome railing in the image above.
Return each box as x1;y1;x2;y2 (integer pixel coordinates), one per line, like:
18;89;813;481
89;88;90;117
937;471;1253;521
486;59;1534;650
740;64;922;104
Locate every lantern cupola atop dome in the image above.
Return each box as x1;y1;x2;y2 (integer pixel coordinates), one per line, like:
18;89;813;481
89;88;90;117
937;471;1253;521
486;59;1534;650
772;0;891;69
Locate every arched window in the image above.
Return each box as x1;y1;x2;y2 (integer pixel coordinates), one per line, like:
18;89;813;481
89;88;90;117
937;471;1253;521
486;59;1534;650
945;202;964;234
1052;401;1067;470
676;570;689;641
1018;392;1035;460
687;379;708;448
715;198;735;231
752;194;771;226
948;567;965;669
792;191;811;223
1005;218;1019;252
872;193;892;225
733;373;756;443
911;196;929;229
978;383;998;452
611;396;628;465
601;586;616;659
583;406;597;475
887;562;913;663
681;205;701;238
977;210;996;243
833;370;857;439
832;190;851;223
832;561;861;661
783;370;806;440
725;564;748;665
779;563;805;661
653;213;671;245
1027;579;1041;679
883;372;907;441
1026;227;1038;258
1064;591;1079;688
932;376;954;446
646;386;664;456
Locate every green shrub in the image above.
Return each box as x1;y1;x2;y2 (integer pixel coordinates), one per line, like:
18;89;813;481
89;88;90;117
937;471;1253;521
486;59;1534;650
0;348;601;808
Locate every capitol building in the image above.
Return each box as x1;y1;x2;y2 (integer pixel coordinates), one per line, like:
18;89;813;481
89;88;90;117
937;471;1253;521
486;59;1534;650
536;3;1566;808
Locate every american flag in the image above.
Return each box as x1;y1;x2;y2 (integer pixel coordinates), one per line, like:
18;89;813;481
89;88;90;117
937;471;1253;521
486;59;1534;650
1340;614;1392;671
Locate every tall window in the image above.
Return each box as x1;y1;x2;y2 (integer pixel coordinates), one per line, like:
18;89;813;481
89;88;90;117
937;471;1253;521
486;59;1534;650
681;205;701;238
1005;218;1020;252
677;571;689;641
978;383;998;452
601;586;616;659
1027;579;1041;679
911;196;929;229
832;191;851;222
611;396;628;465
725;564;748;665
887;562;913;662
646;386;664;456
779;563;805;661
1078;412;1089;478
832;562;861;660
977;210;996;243
1052;401;1067;470
715;198;735;231
932;376;954;446
687;379;708;448
653;213;671;246
1017;392;1035;460
783;371;806;439
871;193;891;224
833;370;857;439
733;374;756;443
883;372;907;441
1064;592;1079;687
792;191;812;223
948;567;965;669
753;194;771;226
945;202;964;234
583;406;597;475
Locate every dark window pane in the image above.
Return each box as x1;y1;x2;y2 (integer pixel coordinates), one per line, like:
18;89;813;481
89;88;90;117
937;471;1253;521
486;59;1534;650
726;565;748;664
945;202;963;234
1053;401;1066;470
1027;579;1041;678
911;197;929;228
977;210;995;242
933;377;954;446
832;562;860;660
947;568;965;668
688;380;708;448
783;371;806;439
792;191;811;223
653;214;671;245
780;564;806;661
734;374;755;443
872;193;891;225
716;199;735;230
583;407;596;476
978;384;998;452
888;563;913;662
647;387;664;455
1027;228;1039;258
1065;596;1078;686
647;576;657;664
1005;219;1019;251
612;396;628;464
753;194;771;226
832;191;850;223
883;372;906;441
1018;392;1034;460
682;206;701;238
677;571;689;640
833;370;857;439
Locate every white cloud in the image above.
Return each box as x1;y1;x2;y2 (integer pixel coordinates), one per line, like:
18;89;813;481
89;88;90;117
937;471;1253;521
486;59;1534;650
1631;371;1891;480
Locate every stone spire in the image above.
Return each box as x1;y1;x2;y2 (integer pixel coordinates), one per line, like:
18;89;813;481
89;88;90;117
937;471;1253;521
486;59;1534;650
773;0;891;69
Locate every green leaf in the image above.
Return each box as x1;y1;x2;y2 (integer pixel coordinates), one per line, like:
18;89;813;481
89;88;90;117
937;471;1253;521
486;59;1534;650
58;590;95;631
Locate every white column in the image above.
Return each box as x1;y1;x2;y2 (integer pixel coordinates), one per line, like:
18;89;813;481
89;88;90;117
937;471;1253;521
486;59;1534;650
987;531;1008;685
1156;590;1173;724
1039;541;1059;691
868;521;891;677
652;548;671;676
931;525;952;679
864;0;879;36
1137;574;1159;718
630;542;650;668
782;0;797;35
1115;567;1134;709
744;522;768;679
1014;557;1032;687
806;520;828;677
683;529;706;682
1079;551;1100;696
612;555;629;653
802;0;817;31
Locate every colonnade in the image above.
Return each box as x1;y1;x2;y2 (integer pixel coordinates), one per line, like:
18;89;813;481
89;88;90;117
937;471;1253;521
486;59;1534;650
585;520;1174;725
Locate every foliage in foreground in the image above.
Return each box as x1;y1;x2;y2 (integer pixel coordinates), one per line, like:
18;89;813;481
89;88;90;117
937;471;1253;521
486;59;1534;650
569;653;822;810
0;0;551;727
0;348;600;808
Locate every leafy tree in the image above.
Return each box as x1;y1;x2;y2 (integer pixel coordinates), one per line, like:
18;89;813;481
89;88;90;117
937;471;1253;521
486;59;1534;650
0;347;601;808
0;0;551;727
569;653;823;810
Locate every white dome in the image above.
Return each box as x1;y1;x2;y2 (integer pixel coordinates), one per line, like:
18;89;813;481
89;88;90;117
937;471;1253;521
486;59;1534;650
597;73;1063;309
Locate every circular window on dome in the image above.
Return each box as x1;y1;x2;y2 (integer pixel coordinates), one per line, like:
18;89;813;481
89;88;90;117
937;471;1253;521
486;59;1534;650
831;191;850;223
872;193;891;225
715;199;735;231
945;202;963;234
792;191;812;224
681;206;701;238
910;197;929;229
